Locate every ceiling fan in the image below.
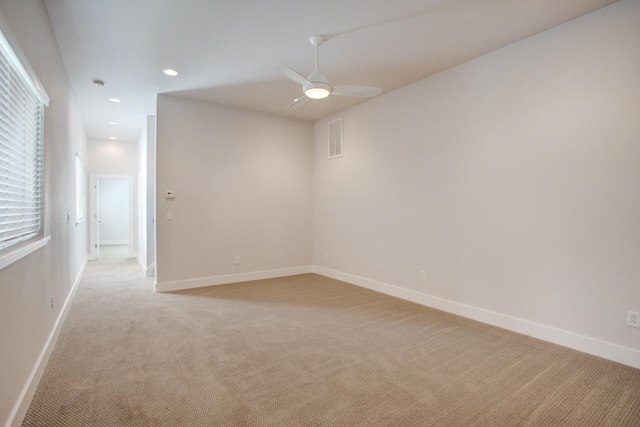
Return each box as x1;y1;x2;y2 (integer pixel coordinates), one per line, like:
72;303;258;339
276;36;383;109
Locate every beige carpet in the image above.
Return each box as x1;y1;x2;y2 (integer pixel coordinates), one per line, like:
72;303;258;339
22;257;640;426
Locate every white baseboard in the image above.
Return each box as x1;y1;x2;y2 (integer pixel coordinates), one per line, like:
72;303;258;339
100;240;129;246
143;262;155;278
7;256;88;427
312;266;640;370
154;266;313;293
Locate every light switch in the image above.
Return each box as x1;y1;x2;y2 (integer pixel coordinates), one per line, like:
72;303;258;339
166;212;172;221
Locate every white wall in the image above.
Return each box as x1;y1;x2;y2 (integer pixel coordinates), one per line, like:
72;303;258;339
155;95;313;290
147;116;156;277
137;115;156;277
137;121;148;267
98;178;130;244
87;138;140;255
88;138;139;175
313;0;640;366
0;0;88;425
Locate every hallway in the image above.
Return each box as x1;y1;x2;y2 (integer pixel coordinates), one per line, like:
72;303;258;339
97;244;133;261
22;247;154;425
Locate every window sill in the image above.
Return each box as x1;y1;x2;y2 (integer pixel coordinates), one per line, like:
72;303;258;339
0;235;51;270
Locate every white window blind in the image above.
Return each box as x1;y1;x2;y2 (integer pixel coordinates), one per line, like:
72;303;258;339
0;18;48;251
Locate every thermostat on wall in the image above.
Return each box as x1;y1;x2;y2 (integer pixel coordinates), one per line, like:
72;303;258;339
165;191;176;200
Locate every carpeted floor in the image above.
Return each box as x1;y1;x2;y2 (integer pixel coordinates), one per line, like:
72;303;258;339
22;256;640;426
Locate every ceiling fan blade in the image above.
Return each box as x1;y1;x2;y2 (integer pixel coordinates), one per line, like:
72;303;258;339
275;65;311;86
332;85;383;98
286;94;310;109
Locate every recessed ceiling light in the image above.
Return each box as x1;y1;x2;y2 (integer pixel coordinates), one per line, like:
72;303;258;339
163;69;179;76
108;121;118;125
108;98;121;103
108;137;117;140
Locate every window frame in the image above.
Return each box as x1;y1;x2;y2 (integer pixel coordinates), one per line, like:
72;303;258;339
0;12;50;270
75;154;85;223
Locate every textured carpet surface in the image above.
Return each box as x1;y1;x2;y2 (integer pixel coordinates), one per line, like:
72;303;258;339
23;254;640;426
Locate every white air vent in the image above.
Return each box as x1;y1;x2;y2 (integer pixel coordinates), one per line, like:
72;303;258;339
328;117;343;159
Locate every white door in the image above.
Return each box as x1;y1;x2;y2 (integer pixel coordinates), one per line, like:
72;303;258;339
89;174;134;260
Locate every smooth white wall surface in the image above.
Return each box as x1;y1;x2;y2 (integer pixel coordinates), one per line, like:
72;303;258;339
98;178;129;244
146;116;156;277
156;95;313;286
0;0;88;424
88;138;139;176
314;0;640;356
136;116;156;276
137;122;148;267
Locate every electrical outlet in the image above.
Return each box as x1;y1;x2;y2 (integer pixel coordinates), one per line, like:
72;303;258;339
628;311;640;328
324;252;329;259
234;256;240;265
420;271;427;281
50;297;54;308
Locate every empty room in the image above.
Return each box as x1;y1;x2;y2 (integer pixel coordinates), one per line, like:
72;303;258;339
1;0;639;426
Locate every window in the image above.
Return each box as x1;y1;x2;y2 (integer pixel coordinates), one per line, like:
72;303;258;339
75;155;84;222
0;14;49;258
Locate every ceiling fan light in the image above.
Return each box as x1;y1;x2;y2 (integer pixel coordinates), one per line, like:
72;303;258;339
304;80;332;99
305;87;330;99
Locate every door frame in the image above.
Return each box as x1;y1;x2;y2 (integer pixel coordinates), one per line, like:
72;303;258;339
89;174;134;260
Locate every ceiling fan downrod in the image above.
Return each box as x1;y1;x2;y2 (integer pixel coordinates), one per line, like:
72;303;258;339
304;36;331;98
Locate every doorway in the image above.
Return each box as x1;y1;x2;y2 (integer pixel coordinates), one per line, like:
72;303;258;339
89;174;134;260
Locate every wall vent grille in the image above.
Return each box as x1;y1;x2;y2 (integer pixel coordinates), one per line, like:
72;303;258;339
328;117;343;159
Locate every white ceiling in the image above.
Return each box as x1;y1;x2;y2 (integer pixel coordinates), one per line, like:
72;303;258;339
44;0;618;142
